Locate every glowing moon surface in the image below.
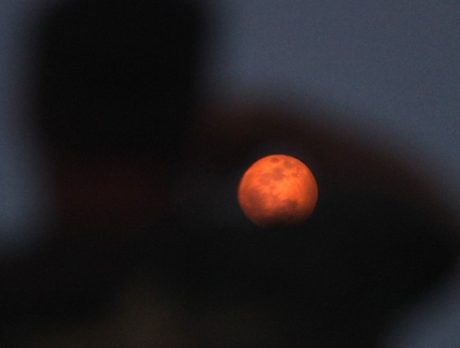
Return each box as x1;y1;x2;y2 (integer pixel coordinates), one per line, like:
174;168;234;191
238;154;318;227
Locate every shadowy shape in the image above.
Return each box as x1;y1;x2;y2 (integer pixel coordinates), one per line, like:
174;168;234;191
0;1;457;347
35;0;204;160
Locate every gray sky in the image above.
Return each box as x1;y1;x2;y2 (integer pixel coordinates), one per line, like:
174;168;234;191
206;0;460;217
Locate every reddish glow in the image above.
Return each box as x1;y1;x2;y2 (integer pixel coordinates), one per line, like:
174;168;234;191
238;154;318;227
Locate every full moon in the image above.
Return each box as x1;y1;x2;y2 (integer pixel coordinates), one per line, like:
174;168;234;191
237;154;318;227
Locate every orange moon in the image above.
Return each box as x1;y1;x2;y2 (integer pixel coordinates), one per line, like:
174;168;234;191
237;154;318;227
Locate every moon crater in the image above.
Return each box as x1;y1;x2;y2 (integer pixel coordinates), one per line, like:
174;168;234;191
238;154;318;227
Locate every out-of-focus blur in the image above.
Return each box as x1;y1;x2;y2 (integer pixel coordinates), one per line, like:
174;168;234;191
0;0;459;347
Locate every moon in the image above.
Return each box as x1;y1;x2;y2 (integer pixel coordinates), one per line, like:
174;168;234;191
237;154;318;227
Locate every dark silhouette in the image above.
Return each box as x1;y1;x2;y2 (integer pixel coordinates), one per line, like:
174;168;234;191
0;1;457;347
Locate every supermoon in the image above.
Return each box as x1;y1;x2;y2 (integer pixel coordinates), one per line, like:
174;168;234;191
237;154;318;227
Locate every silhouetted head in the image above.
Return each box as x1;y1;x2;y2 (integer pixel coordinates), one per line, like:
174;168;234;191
32;0;207;225
35;0;205;162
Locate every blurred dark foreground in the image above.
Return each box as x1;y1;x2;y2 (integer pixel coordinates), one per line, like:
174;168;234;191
0;1;458;347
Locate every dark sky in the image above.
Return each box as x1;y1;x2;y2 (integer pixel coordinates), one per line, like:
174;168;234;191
205;0;460;215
